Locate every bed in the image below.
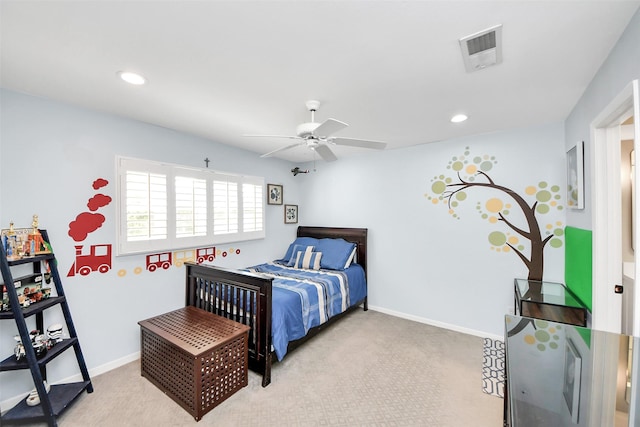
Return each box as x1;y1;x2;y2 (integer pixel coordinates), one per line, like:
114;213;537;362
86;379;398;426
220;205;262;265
184;226;368;387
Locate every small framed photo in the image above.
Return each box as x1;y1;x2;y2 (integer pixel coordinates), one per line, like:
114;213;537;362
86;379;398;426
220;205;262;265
267;184;283;205
567;141;584;209
284;204;298;224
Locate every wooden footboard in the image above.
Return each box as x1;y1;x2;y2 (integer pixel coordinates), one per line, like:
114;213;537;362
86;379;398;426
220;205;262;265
185;262;273;387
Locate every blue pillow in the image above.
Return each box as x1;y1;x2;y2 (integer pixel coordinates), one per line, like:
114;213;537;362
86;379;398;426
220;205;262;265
281;237;319;262
315;238;357;270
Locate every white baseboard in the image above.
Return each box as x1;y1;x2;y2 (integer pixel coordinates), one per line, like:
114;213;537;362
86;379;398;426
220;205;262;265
86;351;140;378
368;305;504;342
0;351;140;415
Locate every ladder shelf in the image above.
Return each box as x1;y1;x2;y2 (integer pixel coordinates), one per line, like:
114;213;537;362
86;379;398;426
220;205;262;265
0;229;92;427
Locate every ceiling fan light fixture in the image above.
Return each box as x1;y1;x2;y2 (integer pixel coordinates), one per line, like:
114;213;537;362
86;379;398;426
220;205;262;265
249;99;387;162
451;114;468;123
305;100;320;112
117;71;146;85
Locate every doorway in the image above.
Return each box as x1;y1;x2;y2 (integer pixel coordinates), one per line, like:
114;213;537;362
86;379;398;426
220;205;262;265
592;80;639;335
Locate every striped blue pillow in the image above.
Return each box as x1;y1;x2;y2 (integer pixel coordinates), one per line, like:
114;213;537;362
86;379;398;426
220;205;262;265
286;244;314;266
294;247;322;270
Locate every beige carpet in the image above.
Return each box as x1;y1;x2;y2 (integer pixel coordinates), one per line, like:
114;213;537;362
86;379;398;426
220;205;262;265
34;310;502;426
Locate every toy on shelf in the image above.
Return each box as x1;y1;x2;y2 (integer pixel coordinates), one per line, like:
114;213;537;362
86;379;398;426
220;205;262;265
2;222;19;260
13;329;54;361
1;215;52;261
13;335;25;360
26;381;51;407
47;323;64;343
1;273;51;312
28;215;50;255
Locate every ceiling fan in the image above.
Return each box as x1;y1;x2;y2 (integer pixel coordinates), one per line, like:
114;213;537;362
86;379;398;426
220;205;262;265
244;100;387;162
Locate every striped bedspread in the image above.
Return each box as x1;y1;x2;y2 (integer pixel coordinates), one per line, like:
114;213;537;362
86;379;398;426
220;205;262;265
246;262;366;361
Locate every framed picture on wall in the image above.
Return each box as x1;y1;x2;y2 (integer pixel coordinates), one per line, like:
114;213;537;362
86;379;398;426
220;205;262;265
267;184;283;205
567;141;585;209
284;204;298;224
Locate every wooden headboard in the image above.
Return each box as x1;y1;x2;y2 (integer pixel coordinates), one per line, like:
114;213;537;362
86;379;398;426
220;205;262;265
296;226;368;277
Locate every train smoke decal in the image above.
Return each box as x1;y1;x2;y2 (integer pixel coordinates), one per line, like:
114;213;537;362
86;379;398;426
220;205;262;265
67;178;112;277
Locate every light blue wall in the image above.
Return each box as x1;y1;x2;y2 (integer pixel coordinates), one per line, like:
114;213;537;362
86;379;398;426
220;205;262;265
299;122;567;336
0;89;301;401
565;7;640;231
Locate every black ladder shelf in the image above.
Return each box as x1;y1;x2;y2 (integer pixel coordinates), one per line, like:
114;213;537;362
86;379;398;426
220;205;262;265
0;229;92;427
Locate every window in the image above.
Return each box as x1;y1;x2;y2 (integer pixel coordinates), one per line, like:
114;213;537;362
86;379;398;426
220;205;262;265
175;176;207;238
117;156;265;255
242;183;263;232
212;179;238;235
125;171;167;242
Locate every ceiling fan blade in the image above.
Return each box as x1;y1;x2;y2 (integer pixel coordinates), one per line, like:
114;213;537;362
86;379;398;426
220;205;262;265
330;137;387;150
243;134;300;140
313;118;348;138
314;144;338;162
260;142;303;158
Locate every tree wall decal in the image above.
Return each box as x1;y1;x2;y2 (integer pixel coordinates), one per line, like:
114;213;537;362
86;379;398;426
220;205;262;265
426;147;564;281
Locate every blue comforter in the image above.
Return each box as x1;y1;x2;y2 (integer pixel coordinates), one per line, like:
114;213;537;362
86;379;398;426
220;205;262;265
246;262;367;361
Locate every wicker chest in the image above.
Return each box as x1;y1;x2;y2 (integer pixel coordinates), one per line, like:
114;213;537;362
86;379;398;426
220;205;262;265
138;306;250;421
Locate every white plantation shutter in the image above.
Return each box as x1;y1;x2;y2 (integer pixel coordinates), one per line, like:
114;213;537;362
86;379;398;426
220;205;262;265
125;171;167;241
117;156;265;255
175;175;207;238
213;179;238;235
242;182;263;232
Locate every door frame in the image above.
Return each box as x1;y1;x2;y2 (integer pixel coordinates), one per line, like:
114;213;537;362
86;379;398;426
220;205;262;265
591;79;639;335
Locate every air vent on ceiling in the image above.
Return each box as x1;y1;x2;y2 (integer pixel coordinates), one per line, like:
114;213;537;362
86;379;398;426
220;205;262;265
459;24;502;72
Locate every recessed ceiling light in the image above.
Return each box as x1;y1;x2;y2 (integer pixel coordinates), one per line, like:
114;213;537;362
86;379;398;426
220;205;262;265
451;114;468;123
117;71;146;85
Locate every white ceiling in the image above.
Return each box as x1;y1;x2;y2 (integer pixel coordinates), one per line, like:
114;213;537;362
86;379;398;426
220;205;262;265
1;1;638;163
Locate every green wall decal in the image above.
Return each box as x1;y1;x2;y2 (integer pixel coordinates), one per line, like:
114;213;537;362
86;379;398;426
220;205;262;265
564;226;592;311
426;146;564;281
